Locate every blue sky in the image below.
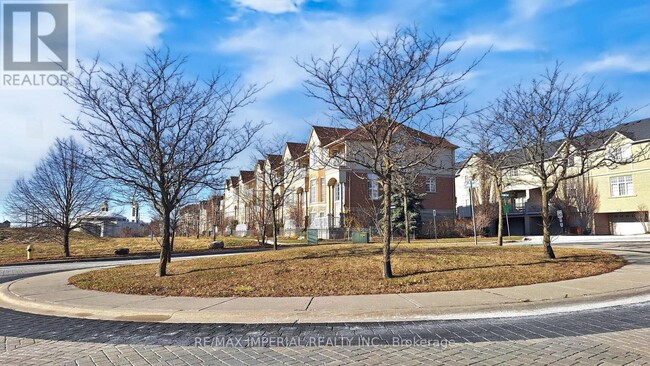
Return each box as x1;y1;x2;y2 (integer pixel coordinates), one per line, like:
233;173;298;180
2;0;650;220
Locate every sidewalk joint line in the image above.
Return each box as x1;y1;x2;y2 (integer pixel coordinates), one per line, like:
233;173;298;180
396;294;421;308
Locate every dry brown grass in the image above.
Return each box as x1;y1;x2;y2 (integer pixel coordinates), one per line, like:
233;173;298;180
69;244;624;297
0;228;261;264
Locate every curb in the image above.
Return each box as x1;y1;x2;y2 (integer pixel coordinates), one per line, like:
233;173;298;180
1;267;649;324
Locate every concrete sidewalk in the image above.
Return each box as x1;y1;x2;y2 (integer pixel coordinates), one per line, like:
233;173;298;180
1;243;649;324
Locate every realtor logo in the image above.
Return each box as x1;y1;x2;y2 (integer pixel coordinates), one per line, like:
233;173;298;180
1;1;73;88
2;2;68;70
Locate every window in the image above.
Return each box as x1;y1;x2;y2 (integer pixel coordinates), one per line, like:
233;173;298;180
567;154;576;167
507;168;519;177
319;178;325;202
610;175;633;197
310;147;319;167
334;183;340;201
310;179;317;202
426;177;437;193
608;144;632;162
367;173;379;200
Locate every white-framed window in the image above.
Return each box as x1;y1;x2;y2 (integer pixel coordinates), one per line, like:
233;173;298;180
608;144;632;161
333;183;340;201
507;168;519;177
367;173;379;200
319;178;325;202
610;175;634;197
310;179;317;202
426;177;437;193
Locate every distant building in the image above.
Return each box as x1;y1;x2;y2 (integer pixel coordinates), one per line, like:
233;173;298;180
0;220;10;228
75;201;147;237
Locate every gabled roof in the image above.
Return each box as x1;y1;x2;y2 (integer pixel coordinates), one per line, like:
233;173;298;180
285;142;307;159
315;119;457;150
267;154;283;169
466;118;650;170
239;170;255;183
311;126;352;146
230;176;239;186
610;118;650;141
255;160;265;171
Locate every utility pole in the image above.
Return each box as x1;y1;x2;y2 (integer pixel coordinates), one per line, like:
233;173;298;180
432;209;438;241
467;178;478;246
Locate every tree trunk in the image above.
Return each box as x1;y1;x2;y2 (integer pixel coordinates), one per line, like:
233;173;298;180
62;228;71;257
540;188;556;259
403;192;410;243
382;175;393;279
168;228;175;263
496;193;503;246
158;210;171;277
272;207;278;250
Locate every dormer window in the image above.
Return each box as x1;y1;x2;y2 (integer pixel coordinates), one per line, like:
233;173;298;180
567;154;576;167
608;144;632;162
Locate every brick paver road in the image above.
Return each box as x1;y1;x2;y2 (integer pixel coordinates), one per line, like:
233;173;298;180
0;249;648;365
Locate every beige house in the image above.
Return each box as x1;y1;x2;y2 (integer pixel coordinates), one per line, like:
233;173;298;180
456;118;650;236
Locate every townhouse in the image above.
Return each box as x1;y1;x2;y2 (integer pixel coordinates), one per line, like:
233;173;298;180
456;118;650;236
221;124;457;238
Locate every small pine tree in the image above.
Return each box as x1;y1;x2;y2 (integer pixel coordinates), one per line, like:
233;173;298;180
381;189;424;236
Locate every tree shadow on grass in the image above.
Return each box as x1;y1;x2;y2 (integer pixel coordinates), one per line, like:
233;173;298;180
393;254;618;278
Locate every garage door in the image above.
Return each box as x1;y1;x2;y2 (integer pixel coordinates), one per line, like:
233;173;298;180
610;212;648;235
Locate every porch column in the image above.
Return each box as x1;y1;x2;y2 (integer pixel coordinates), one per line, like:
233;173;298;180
339;182;345;228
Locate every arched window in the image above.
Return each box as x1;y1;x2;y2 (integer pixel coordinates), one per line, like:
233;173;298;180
333;183;340;201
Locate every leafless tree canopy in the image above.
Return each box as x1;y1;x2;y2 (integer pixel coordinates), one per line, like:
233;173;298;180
252;134;305;249
489;63;644;258
64;49;264;276
4;137;105;257
297;26;479;278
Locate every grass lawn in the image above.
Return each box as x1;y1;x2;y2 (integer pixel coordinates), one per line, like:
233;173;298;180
0;228;262;264
69;243;624;297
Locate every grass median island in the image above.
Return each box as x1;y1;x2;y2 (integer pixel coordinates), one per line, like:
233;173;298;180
0;228;261;264
68;244;624;297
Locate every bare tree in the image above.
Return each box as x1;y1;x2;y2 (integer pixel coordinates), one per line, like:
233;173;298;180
489;63;646;258
297;26;478;278
253;135;306;250
460;116;519;245
206;193;223;241
64;49;264;276
4;137;105;257
551;176;600;234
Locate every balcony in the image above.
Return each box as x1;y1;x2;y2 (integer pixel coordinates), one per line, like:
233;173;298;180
508;202;542;215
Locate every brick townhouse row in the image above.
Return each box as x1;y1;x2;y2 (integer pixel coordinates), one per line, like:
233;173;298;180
220;125;456;238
